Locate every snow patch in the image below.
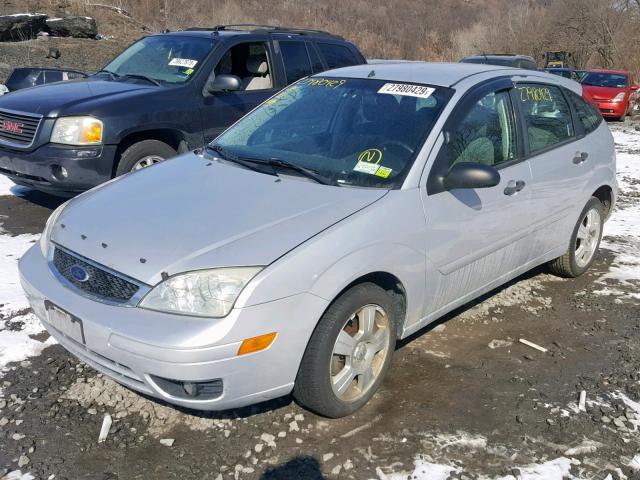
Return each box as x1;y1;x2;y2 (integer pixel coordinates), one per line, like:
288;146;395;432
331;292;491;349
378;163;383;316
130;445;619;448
0;313;54;372
495;457;576;480
0;233;39;317
0;174;30;197
377;457;459;480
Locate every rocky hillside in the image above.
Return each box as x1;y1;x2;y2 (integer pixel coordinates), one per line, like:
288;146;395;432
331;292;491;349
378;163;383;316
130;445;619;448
0;1;148;82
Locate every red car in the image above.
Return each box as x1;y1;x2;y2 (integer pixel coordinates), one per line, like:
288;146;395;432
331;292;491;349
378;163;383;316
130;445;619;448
581;69;639;120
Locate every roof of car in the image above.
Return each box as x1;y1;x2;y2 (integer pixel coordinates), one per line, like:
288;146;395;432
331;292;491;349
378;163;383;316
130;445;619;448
463;54;535;60
161;25;343;40
586;68;631;75
322;62;578;91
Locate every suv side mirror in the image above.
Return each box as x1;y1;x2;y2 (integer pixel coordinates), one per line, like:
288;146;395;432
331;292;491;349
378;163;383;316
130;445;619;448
203;74;241;96
443;162;500;190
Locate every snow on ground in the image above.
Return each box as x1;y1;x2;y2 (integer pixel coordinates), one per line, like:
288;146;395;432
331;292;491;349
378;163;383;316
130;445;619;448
0;313;55;372
0;232;39;317
598;129;640;293
0;175;29;197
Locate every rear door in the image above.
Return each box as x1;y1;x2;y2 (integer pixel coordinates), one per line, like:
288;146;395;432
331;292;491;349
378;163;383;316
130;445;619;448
514;82;591;259
421;78;534;316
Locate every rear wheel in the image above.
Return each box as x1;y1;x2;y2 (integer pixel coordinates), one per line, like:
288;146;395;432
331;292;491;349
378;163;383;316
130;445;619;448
115;140;176;176
293;283;398;418
548;197;604;278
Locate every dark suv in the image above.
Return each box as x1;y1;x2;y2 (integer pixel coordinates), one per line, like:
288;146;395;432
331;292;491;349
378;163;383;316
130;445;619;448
0;25;365;195
460;54;537;70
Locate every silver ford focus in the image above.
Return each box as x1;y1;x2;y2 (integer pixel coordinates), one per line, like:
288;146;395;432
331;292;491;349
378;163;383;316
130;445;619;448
19;63;617;417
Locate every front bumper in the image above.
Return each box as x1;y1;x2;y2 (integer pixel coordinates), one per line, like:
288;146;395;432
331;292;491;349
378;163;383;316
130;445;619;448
19;244;329;411
0;143;117;196
596;100;627;118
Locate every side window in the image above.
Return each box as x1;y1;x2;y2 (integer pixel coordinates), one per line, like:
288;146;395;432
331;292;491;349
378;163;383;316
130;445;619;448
516;84;574;154
306;43;325;73
34;71;45;86
279;41;312;84
568;91;602;134
317;43;358;69
213;42;273;91
443;90;517;168
45;70;63;83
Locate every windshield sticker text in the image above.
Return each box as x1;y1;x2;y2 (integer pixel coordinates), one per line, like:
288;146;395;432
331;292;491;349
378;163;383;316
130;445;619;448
304;78;347;88
358;148;383;164
518;86;552;102
375;166;392;178
169;58;198;68
378;83;435;99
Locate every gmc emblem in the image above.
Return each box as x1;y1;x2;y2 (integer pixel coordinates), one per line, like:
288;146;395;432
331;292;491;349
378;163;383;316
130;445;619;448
0;120;24;134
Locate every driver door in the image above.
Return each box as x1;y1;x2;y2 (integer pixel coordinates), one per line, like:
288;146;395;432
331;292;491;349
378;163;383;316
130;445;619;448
200;40;279;143
420;81;534;318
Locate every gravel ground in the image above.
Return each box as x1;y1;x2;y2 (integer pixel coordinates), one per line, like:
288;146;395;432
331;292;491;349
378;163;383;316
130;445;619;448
0;121;638;479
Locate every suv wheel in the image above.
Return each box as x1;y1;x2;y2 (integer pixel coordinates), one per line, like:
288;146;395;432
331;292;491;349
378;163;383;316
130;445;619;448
116;140;177;175
548;197;604;278
293;283;398;418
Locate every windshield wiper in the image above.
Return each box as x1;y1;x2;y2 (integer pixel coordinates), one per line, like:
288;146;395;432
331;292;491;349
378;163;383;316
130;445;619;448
260;157;336;186
119;74;161;86
206;144;277;176
94;69;120;80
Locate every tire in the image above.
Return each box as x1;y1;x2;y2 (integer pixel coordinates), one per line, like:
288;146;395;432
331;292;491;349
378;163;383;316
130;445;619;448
115;140;176;176
548;197;605;278
293;282;399;418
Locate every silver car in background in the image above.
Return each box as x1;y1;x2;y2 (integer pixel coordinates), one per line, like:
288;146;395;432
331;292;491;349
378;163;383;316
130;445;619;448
19;63;616;417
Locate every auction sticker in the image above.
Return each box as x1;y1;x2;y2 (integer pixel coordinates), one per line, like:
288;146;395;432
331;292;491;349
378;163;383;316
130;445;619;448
378;83;434;99
169;58;198;68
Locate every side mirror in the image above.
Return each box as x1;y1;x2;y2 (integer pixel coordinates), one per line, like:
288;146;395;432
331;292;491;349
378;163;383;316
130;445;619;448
203;73;241;96
631;84;639;92
443;162;500;190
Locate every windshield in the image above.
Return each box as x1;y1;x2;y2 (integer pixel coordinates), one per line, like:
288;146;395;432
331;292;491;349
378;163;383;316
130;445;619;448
547;52;566;61
101;35;214;84
546;69;571;79
582;72;628;88
213;77;452;188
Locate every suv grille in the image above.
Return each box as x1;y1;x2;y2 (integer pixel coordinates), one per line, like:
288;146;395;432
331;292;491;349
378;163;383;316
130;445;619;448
0;109;41;147
53;248;140;303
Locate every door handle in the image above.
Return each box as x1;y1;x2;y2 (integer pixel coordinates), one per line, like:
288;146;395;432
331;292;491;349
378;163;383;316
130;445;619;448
503;180;526;196
573;151;589;164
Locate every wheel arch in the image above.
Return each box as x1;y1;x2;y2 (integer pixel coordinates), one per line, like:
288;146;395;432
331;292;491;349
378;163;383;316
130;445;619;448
113;128;188;176
591;184;614;217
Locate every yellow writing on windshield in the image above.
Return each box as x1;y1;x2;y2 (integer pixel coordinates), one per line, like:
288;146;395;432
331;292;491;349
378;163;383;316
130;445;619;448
519;86;553;102
305;78;347;88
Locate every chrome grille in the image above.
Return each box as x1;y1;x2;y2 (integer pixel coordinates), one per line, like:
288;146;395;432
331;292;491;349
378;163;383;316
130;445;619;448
52;247;140;303
0;109;41;147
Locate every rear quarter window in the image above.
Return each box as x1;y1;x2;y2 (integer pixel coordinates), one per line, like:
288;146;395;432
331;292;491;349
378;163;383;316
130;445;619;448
568;91;602;134
516;84;574;154
317;43;359;69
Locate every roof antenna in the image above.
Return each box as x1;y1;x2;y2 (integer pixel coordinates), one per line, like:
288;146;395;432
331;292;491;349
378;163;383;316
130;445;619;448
367;69;375;78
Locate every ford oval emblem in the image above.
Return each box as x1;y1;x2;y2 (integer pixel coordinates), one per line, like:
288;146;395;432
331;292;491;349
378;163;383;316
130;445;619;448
70;264;89;283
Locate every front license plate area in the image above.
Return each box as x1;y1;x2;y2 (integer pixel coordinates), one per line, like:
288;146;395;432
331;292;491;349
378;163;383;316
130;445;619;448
45;300;85;344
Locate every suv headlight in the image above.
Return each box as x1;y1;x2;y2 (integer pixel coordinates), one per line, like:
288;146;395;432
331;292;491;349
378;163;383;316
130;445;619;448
51;116;103;145
139;267;262;317
39;202;68;256
612;92;626;102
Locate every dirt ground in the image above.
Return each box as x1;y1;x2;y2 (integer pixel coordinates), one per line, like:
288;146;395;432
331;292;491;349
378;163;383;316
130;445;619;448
0;121;638;479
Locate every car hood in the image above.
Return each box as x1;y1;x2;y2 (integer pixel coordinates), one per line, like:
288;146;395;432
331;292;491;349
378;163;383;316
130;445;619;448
52;152;387;286
582;84;626;100
0;78;154;116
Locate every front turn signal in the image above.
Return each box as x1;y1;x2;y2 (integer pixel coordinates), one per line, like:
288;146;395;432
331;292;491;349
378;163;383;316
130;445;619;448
237;332;277;356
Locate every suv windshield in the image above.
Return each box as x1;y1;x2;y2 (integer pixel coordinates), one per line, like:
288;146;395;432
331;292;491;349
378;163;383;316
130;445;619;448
100;35;215;84
213;77;451;188
582;72;628;88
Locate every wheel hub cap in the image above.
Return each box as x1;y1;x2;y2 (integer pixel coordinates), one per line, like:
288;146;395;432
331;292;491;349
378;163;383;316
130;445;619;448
329;304;391;403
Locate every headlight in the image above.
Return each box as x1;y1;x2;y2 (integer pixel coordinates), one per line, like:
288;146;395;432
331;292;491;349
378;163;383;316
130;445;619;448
51;116;103;145
139;267;262;317
612;92;626;102
39;202;68;256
